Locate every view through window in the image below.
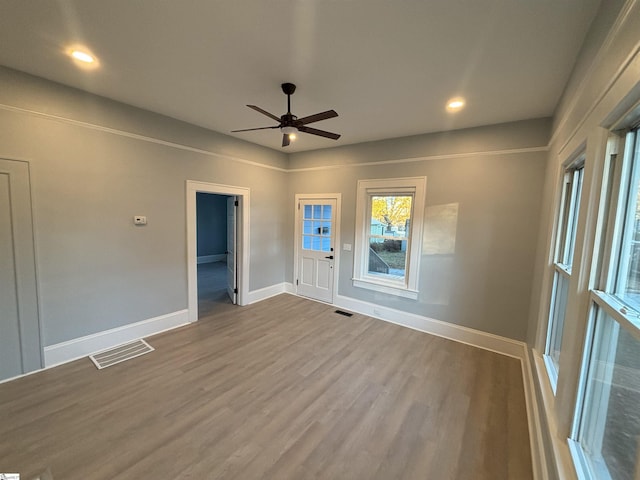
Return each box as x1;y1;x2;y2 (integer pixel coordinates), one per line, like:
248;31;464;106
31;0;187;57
571;129;640;480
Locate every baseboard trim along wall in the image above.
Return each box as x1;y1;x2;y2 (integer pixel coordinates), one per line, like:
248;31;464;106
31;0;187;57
43;309;190;368
197;254;226;264
245;283;292;305
333;294;527;358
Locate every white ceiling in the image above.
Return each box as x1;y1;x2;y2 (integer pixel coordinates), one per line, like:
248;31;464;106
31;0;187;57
0;0;600;153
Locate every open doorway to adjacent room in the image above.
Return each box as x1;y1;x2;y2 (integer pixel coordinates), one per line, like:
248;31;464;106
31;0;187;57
196;192;233;317
186;181;250;323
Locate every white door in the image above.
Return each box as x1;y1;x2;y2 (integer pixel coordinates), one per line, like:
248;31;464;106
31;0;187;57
0;159;41;381
226;196;237;304
297;198;337;303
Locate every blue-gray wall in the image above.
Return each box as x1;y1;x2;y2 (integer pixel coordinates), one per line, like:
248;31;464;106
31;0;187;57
196;193;227;257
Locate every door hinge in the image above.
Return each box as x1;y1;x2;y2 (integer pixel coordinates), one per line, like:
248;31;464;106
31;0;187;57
234;288;238;294
234;200;239;207
296;279;299;285
298;202;300;210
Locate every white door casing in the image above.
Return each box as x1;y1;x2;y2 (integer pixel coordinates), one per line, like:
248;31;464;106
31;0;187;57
186;181;249;322
294;194;341;303
0;159;41;381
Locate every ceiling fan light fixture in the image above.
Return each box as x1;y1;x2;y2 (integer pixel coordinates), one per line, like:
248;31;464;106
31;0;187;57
280;125;298;135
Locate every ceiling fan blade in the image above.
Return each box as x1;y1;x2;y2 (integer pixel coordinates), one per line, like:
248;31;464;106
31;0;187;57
247;105;281;122
298;126;341;140
297;110;338;125
231;126;279;132
282;134;291;147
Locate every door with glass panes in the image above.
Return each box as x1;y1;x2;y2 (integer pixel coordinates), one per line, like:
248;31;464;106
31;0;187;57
297;198;337;302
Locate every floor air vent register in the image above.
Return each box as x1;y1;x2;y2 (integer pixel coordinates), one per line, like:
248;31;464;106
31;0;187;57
89;339;154;369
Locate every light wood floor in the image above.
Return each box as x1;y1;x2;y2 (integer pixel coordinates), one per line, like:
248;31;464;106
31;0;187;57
0;294;533;479
198;261;231;318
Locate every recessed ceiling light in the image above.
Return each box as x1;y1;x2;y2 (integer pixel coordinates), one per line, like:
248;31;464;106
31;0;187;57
446;97;465;112
70;50;95;63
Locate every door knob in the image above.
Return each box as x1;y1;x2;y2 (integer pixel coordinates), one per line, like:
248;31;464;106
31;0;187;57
325;255;334;259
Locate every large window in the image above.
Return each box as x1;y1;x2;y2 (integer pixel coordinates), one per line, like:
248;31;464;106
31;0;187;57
353;177;426;299
545;160;585;390
571;129;640;480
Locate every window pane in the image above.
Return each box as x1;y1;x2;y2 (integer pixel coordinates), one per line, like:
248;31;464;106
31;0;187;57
548;272;570;372
313;205;322;219
322;237;331;252
322;205;332;220
302;235;312;250
615;137;640;311
368;239;406;279
578;308;640;480
303;220;312;235
370;195;412;238
304;204;312;219
564;167;584;267
312;236;322;250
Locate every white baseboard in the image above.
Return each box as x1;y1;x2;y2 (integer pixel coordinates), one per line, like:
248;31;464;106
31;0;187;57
197;254;225;264
43;309;190;368
245;282;289;304
334;294;527;359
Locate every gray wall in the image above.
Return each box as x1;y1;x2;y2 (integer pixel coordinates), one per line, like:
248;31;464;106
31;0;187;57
0;64;551;348
0;67;288;346
196;193;227;257
289;119;550;341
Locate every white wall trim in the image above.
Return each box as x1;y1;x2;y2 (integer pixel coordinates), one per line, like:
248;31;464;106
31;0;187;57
245;283;289;305
186;181;250;321
0;102;548;173
0;103;288;172
42;309;189;368
197;254;225;264
288;146;548;173
334;294;526;358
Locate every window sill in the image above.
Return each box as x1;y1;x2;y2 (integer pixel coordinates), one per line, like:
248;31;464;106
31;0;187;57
352;278;418;299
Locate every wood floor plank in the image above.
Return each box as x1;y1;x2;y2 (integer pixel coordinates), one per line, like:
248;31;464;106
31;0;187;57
0;294;533;479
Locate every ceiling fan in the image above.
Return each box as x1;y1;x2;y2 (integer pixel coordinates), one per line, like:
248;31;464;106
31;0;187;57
232;83;340;147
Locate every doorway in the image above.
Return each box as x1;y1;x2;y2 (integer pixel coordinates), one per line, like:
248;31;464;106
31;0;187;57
294;194;341;304
196;193;235;317
186;181;250;322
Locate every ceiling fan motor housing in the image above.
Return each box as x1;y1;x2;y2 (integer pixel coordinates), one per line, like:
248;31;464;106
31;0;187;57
281;83;297;95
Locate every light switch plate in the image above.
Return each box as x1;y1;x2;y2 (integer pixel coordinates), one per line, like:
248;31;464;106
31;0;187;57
134;215;147;225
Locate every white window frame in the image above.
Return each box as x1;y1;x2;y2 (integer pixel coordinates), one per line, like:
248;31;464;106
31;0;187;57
544;157;585;391
353;177;426;299
570;128;640;480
